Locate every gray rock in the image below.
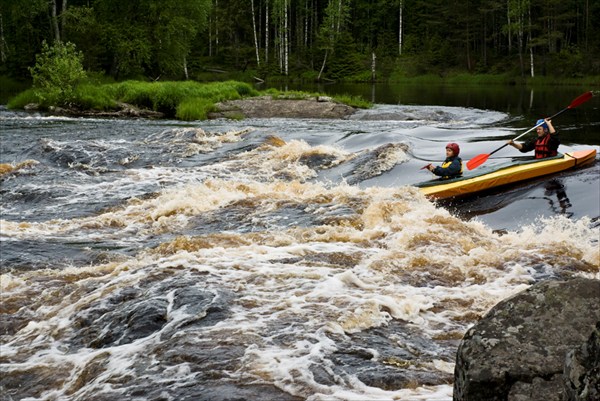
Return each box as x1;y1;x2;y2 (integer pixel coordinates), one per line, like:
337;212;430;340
453;278;600;401
564;321;600;401
210;96;356;119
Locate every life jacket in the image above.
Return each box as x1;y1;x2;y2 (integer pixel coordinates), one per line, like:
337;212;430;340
535;134;557;159
439;158;463;179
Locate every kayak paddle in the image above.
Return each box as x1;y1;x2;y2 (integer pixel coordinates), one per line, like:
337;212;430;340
466;91;594;170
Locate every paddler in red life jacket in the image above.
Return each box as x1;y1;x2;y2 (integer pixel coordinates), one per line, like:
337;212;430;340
507;118;559;159
426;142;463;179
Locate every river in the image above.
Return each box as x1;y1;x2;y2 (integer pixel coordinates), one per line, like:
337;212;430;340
1;84;599;401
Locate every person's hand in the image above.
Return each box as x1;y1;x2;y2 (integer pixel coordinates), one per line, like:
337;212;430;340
428;164;435;172
507;139;514;146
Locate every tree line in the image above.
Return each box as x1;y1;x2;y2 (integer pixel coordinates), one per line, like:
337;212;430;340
1;0;598;83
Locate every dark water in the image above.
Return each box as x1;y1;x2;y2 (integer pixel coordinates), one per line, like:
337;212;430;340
1;85;598;401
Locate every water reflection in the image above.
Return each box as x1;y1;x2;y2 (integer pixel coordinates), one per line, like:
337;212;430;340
440;177;574;223
538;178;573;217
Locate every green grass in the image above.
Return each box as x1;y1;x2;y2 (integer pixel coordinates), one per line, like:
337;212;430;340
7;80;262;119
175;97;216;120
332;94;372;109
7;88;40;109
105;80;259;116
263;88;372;108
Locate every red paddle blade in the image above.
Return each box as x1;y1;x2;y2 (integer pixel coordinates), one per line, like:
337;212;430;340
568;91;593;109
466;153;490;170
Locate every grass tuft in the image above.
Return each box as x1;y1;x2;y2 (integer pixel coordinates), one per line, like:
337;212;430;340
176;97;216;121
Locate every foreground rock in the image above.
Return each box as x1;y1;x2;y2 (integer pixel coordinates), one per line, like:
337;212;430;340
454;277;600;401
209;95;357;119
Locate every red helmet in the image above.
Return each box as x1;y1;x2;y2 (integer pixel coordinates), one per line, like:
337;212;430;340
446;142;460;156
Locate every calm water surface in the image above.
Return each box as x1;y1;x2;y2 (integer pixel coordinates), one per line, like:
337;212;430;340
1;84;598;400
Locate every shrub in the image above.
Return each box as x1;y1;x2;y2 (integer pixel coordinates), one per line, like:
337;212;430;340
29;40;87;105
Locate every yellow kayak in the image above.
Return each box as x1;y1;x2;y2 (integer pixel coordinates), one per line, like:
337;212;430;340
417;149;597;200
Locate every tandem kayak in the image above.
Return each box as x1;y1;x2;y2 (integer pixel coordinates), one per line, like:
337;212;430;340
416;149;597;200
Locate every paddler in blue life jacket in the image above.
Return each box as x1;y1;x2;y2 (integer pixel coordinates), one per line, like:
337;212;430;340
507;118;559;159
426;142;463;179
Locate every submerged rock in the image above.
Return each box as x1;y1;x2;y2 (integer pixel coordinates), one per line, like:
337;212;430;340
453;277;600;401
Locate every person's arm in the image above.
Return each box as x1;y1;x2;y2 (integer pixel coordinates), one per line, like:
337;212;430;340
508;139;534;153
507;139;523;150
545;118;556;134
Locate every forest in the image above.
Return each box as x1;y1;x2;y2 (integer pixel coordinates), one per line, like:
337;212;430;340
1;0;599;84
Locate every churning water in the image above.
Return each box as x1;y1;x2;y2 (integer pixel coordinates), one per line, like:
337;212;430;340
1;104;598;401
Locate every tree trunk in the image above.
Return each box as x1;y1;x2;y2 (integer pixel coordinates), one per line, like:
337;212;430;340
0;12;6;63
51;0;61;42
398;0;403;55
183;55;189;80
506;0;511;51
251;0;261;67
528;2;534;77
318;50;328;81
265;0;269;65
284;0;288;76
61;0;67;41
215;0;219;55
371;52;376;82
518;19;524;77
209;14;212;56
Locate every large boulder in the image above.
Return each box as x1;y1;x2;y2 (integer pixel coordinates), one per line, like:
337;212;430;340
453;277;600;401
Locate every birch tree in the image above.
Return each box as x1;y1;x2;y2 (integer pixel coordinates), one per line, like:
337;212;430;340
272;0;289;75
251;0;261;67
317;0;350;80
398;0;403;55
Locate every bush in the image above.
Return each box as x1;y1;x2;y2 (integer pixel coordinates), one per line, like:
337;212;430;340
29;41;87;105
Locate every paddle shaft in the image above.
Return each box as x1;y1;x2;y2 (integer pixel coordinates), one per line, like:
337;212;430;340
488;107;570;157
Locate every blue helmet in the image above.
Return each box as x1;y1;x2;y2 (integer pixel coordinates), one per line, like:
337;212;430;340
536;119;548;131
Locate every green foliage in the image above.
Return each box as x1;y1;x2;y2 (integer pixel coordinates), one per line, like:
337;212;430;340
547;47;586;78
7;89;41;109
176;97;216;120
3;0;600;86
327;32;364;80
29;41;87;105
332;94;372;109
103;80;257;117
93;0;212;79
72;84;116;110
